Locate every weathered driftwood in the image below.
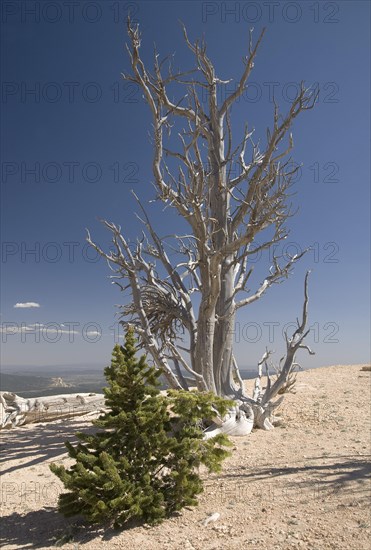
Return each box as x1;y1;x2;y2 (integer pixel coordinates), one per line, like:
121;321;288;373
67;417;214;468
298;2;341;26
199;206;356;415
0;392;105;429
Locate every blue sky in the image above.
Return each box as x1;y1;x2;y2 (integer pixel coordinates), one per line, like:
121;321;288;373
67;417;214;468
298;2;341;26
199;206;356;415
1;0;370;372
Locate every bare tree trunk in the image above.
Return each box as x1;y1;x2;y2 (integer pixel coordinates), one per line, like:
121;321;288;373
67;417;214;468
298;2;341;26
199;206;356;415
214;260;237;397
195;308;217;394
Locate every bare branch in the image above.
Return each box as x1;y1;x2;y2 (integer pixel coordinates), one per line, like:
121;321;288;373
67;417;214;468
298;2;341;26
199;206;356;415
261;271;314;405
219;28;266;117
235;250;307;309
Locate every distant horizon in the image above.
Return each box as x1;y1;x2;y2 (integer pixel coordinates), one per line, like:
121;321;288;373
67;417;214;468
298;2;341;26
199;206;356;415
2;362;369;375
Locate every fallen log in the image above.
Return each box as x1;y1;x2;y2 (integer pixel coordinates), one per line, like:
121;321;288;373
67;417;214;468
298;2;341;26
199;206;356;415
0;391;105;429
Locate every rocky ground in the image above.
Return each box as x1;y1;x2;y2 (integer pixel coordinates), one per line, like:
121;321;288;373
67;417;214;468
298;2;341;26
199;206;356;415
0;364;370;549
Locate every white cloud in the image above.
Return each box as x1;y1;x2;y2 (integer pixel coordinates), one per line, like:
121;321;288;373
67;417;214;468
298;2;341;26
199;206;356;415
85;330;101;337
13;302;41;309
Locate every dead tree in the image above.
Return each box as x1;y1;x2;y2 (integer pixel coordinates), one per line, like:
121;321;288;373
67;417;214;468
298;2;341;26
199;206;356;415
88;21;316;434
0;392;105;429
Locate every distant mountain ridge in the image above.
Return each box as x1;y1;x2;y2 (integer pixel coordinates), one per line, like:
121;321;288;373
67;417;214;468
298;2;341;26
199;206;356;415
0;368;261;399
0;372;106;398
0;373;54;393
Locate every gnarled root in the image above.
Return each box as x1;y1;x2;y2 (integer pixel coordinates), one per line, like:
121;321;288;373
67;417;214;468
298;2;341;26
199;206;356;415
203;404;254;438
250;395;284;430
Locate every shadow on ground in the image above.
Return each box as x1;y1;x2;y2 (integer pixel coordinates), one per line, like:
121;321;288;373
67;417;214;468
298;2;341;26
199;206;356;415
219;455;371;503
0;506;146;549
0;418;99;475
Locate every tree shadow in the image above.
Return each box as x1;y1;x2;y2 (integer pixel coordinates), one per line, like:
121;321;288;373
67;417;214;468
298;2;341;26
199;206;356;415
0;507;78;549
219;454;371;501
0;417;100;475
223;454;371;480
0;506;151;548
